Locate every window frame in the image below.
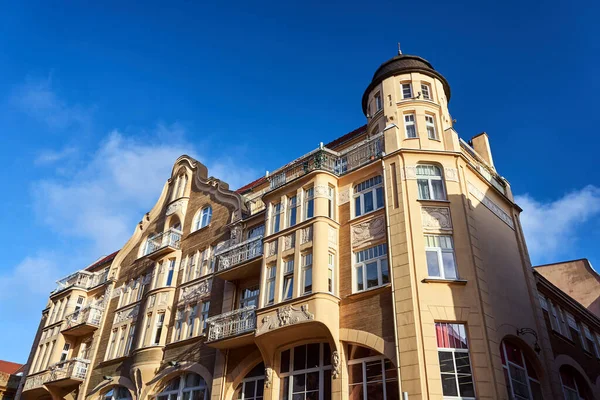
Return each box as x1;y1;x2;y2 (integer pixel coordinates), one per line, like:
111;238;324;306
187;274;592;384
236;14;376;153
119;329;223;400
271;202;282;234
301;253;313;295
425;114;437;139
305;187;315;220
194;206;212;231
404;113;417;138
425;235;458;280
401;82;413;99
416;164;446;201
287;195;299;227
353;175;384;218
421;83;431;100
279;343;332;400
265;265;276;306
501;341;541;400
347;354;399;400
375;92;382;112
353;244;389;293
282;258;294;301
435;322;476;399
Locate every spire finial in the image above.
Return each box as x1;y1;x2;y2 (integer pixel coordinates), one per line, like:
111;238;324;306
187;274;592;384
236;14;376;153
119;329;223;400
397;42;402;55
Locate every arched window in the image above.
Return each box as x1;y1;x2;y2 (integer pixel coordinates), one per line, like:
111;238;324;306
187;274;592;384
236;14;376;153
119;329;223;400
156;373;209;400
170;217;182;232
103;386;131;400
416;164;446;200
234;362;265;400
347;345;399;400
194;206;212;231
560;365;592;400
501;340;542;400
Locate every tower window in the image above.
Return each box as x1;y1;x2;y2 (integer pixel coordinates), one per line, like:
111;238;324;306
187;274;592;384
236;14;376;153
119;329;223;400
401;83;413;99
416;164;446;200
425;115;437;139
375;92;382;111
404;114;417;138
421;83;431;100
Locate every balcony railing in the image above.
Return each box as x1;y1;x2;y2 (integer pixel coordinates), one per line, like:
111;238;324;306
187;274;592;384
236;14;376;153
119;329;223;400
459;138;506;195
268;133;384;191
52;268;110;295
63;305;103;330
213;236;263;272
144;229;182;256
23;359;90;391
23;371;49;391
206;306;256;341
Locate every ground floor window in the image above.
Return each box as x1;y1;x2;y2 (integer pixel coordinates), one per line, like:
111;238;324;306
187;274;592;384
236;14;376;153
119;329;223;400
104;386;131;400
435;322;475;398
155;373;209;400
347;345;399;400
560;365;591;400
501;340;542;400
280;343;332;400
235;362;265;400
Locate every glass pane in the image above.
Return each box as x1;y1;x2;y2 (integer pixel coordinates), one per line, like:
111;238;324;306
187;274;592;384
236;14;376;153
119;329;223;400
442;252;457;279
426;250;440;277
417;179;430;199
366;382;384;399
191;390;204;400
364;191;374;213
306;344;320;369
182;393;190;400
384;359;397;379
376;187;384;209
256;379;264;396
294;345;307;371
455;352;471;374
458;375;475;397
292;395;304;400
355;197;362;217
306;200;314;219
323;369;331;400
281;377;289;400
244;381;256;398
292;374;306;393
438;351;455;373
323;343;331;366
441;373;458;396
349;384;363;400
366;262;379;288
381;259;389;284
356;266;364;291
365;360;383;382
185;373;201;388
281;350;291;373
305;392;318;400
349;363;363;384
432;180;445;200
306;371;319;391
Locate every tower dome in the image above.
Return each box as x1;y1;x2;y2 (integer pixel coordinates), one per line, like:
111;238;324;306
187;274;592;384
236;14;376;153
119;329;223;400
361;54;451;115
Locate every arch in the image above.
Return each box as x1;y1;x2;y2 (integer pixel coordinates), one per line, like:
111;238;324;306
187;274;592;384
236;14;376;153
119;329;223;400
559;364;595;400
339;328;396;366
225;349;264;400
167;214;183;232
140;361;213;400
553;354;596;397
192;205;212;232
500;337;545;400
100;385;134;400
499;333;545;380
87;376;136;399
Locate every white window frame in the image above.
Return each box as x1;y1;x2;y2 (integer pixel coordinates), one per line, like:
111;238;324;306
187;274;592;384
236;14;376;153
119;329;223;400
375;92;382;111
353;175;384;218
301;253;313;295
265;265;276;306
421;83;431;100
288;194;299;227
305;187;315;220
435;323;475;399
195;206;212;231
125;324;136;354
416;164;446;200
282;259;294;301
60;343;70;362
271;202;282;234
353;244;389;293
425;114;437;139
174;308;184;342
237;373;265;400
103;386;132;400
327;186;335;220
348;355;399;400
155;373;209;400
425;235;458;280
401;83;413;99
328;253;335;294
152;313;165;345
502;341;541;400
280;343;332;400
106;329;117;360
404;113;417;138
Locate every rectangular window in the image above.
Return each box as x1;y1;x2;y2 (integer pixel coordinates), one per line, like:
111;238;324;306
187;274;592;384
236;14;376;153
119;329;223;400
354;244;389;292
142;313;152;347
266;265;276;305
125;325;136;354
107;329;117;360
375;92;382;111
187;305;198;338
404;114;417;138
353;175;384;217
302;253;313;294
116;326;126;357
282;259;294;300
165;259;176;286
200;301;210;333
288;195;298;227
583;324;599;356
60;343;70;362
425;115;437;139
565;311;585;348
425;235;458;280
421;83;431;100
174;308;184;341
272;203;282;233
153;313;165;345
328;253;335;294
305;187;315;219
401;83;413;99
186;252;197;282
328;186;335;219
75;296;85;312
435;323;475;398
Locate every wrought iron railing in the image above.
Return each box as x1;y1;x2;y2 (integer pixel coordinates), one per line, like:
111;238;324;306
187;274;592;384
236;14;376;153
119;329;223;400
144;228;182;255
459;138;506;195
52;268;110;294
23;359;90;390
206;305;256;341
268;134;384;191
63;305;103;329
213;236;263;272
23;371;49;391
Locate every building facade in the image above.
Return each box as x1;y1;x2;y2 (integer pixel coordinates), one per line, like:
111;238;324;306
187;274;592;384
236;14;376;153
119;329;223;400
0;361;24;400
18;53;600;400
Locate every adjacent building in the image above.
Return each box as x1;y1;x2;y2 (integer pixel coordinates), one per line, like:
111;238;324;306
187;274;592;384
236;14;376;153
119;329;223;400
18;52;600;400
0;361;24;400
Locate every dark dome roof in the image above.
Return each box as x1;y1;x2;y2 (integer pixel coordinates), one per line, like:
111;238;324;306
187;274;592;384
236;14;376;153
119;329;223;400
362;54;451;115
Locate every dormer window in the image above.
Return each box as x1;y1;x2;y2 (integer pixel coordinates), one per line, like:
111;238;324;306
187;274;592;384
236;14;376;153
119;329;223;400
401;83;413;99
421;83;431;100
375;92;382;112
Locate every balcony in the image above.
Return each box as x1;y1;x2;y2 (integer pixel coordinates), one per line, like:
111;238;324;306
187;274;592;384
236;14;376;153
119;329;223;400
143;228;182;259
62;305;103;337
213;236;263;281
52;269;109;295
268;133;384;191
23;359;90;393
205;306;256;349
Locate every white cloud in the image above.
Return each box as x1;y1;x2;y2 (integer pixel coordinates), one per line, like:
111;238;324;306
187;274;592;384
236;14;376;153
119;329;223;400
35;146;78;165
516;185;600;264
0;254;59;300
11;76;92;130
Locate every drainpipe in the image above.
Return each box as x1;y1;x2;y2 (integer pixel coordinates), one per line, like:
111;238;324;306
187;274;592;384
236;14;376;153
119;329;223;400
219;349;229;400
381;158;404;397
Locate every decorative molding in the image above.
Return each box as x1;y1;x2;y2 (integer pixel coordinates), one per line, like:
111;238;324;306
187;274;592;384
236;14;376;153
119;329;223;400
401;165;417;180
338;189;350;205
166;199;186;216
114;304;139;324
444;167;459;182
332;351;340;379
328;226;337;248
284;234;295;250
179;279;212;304
468;182;515;229
421;207;452;231
230;224;243;245
266;241;278;257
265;367;273;388
351;215;386;248
300;226;313;244
257;304;314;335
313;184;330;198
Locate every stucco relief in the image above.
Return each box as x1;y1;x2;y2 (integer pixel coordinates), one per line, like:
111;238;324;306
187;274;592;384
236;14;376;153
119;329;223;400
114;304;139;324
284;234;295;250
313;184;330;198
230;225;243;245
257;304;314;335
401;166;418;180
266;241;278;257
467;182;515;229
331;351;340;379
444;167;459;182
265;367;273;388
179;279;212;304
166;199;186;216
421;207;452;231
351;215;386;248
338;189;350;205
300;226;313;244
328;226;337;248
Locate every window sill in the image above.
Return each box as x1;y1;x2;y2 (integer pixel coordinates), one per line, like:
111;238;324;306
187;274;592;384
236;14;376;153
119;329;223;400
417;199;450;204
97;355;129;367
345;283;391;300
550;330;575;345
349;208;385;224
422;278;467;285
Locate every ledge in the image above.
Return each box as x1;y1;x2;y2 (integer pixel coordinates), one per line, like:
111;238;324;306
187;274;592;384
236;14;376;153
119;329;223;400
96;355;129;368
344;283;391;300
348;208;386;225
165;335;206;349
421;278;467;285
416;199;451;204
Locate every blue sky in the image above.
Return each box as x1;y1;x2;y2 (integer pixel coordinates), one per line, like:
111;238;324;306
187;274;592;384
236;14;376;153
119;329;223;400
1;0;599;362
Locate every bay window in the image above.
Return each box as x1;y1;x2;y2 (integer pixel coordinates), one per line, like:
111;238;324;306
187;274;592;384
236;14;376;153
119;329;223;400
282;259;294;300
404;114;417;138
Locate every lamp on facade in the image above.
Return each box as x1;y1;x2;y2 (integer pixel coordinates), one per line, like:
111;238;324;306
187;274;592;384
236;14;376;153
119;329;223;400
103;375;113;381
168;361;180;368
516;328;541;354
